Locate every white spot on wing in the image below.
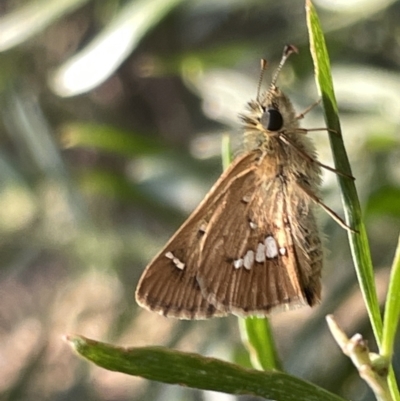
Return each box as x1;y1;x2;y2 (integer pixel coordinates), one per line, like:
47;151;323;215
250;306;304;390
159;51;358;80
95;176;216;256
279;247;286;256
255;243;266;263
165;251;185;270
233;259;243;269
265;236;278;259
173;258;185;270
243;250;254;270
249;221;258;230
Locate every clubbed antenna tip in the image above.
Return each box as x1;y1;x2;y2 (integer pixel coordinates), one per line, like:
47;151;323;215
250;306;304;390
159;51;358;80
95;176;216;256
270;44;299;88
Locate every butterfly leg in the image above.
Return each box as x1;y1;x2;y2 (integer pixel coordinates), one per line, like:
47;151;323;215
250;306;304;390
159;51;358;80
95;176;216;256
296;99;338;134
279;134;354;180
295;100;339;135
295;99;321;120
295;180;357;232
293;127;338;135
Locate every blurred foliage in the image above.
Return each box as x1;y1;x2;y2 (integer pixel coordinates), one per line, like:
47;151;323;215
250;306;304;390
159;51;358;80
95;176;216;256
0;0;399;401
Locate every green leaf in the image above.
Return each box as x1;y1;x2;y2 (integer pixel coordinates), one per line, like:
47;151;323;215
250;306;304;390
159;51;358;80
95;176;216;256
76;169;183;223
61;122;164;157
382;235;400;359
221;133;232;171
239;317;282;371
67;334;347;401
305;2;400;400
306;0;382;343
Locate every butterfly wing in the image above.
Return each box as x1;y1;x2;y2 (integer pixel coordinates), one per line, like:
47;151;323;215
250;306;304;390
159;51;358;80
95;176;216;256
196;153;322;316
135;151;260;319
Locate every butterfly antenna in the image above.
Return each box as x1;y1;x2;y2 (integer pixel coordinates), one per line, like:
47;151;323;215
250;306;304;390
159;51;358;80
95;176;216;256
256;59;268;102
270;44;298;88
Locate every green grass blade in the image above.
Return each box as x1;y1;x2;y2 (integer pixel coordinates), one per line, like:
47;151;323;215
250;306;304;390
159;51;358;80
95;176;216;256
305;0;382;342
67;334;347;401
61;122;164;156
239;317;282;371
305;2;400;399
221;133;232;171
381;235;400;359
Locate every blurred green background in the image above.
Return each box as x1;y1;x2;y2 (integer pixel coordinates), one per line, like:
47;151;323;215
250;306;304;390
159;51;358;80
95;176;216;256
0;0;399;400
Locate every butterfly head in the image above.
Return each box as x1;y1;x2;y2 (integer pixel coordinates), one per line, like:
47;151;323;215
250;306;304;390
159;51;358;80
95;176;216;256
241;83;299;152
239;44;302;153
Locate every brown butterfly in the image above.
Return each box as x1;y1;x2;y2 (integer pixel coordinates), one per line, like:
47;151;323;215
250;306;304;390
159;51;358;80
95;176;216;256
135;45;350;319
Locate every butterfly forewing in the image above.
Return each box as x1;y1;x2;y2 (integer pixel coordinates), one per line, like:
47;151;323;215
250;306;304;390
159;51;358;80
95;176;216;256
135;152;258;319
196;152;320;316
135;247;221;319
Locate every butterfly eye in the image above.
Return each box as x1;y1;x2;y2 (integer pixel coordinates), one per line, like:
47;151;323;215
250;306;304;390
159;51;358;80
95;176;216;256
260;108;283;132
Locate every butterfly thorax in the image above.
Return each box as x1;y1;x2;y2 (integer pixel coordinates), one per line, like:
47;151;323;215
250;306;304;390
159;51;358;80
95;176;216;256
240;85;321;184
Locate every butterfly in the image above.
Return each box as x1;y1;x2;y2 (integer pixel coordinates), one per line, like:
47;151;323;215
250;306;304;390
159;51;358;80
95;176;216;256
135;45;350;319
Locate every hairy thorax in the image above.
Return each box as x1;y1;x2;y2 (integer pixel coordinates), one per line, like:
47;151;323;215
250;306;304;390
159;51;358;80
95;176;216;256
241;86;322;189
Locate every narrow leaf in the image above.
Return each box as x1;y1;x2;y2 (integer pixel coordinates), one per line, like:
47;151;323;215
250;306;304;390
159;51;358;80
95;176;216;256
67;335;347;401
239;317;282;371
306;0;382;344
61;122;164;156
382;235;400;359
306;2;400;399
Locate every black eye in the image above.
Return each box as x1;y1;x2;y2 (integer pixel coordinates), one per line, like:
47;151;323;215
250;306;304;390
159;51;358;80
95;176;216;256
260;108;283;132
